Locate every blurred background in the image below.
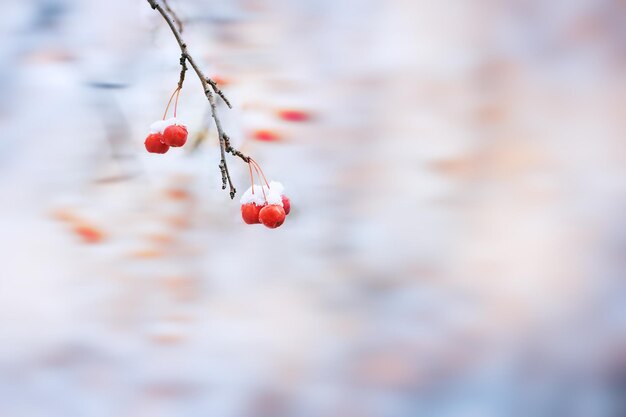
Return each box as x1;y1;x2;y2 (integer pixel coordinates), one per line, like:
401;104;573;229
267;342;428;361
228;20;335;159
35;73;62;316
1;0;625;416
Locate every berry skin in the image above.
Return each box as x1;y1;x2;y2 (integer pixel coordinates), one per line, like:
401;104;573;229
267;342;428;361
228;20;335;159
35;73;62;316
163;125;188;147
241;203;263;224
145;133;170;154
259;205;285;229
278;110;310;122
281;195;291;215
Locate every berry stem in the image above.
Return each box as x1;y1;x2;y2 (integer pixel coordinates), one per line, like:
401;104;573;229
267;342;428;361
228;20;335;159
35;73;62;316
163;87;180;120
250;161;267;202
248;161;255;195
173;88;181;118
249;158;270;188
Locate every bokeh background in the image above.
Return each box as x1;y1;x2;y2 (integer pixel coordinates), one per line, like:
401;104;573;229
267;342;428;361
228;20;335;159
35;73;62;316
1;0;625;416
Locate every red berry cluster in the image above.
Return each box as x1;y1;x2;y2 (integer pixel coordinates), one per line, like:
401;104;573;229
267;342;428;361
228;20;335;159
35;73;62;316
145;120;188;154
240;160;291;229
144;88;188;154
242;194;291;228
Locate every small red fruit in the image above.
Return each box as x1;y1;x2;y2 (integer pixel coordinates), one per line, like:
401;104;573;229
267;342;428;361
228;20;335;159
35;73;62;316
259;205;285;229
145;133;169;154
281;195;291;215
253;129;280;142
241;203;263;224
163;125;188;147
278;110;310;122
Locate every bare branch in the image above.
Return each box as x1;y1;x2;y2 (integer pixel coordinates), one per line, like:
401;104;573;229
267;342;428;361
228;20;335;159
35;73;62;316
161;0;183;33
147;0;246;198
207;77;231;109
224;134;250;163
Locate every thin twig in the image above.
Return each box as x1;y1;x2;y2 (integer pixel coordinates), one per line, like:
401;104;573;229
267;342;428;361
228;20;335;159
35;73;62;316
224;134;250;163
161;0;183;33
207;78;231;108
147;0;246;198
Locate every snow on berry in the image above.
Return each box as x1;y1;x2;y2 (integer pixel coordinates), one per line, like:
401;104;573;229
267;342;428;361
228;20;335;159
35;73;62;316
267;181;290;215
149;117;181;134
240;184;267;207
146;118;188;151
265;181;285;205
240;181;285;207
240;181;290;226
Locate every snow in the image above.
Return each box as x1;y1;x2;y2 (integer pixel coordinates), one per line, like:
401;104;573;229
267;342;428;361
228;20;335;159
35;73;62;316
149;117;183;134
239;185;266;206
240;181;285;206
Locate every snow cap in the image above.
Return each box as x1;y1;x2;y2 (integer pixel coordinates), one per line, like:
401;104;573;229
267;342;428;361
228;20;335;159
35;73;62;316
149;117;183;134
240;181;285;206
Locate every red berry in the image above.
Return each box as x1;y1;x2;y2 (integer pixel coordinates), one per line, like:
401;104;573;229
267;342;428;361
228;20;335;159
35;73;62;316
241;203;263;224
252;129;280;142
281;195;291;215
278;109;310;122
163;125;188;147
259;205;285;229
145;133;169;154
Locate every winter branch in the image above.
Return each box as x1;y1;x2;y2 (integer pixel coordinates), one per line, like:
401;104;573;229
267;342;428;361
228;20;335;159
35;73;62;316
147;0;249;199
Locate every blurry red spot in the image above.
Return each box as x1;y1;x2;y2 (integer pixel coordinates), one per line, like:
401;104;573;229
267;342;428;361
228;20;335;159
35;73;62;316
211;75;229;86
161;276;198;301
74;224;104;243
165;188;191;200
130;249;164;259
151;333;184;345
51;208;78;223
146;233;175;244
252;130;280;142
278;109;310;122
166;215;191;229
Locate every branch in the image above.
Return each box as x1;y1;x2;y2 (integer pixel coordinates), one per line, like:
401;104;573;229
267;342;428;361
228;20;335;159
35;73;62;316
147;0;246;198
161;0;183;33
176;52;187;90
